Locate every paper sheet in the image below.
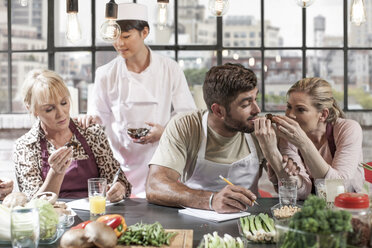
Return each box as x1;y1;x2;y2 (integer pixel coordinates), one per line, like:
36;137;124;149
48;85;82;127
66;198;125;211
178;208;250;222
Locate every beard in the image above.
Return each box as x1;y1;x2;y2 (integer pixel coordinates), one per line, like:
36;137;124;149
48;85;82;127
223;113;257;133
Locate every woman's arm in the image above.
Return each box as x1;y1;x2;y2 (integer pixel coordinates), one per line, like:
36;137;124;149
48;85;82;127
324;120;363;180
274;115;331;178
88;124;132;199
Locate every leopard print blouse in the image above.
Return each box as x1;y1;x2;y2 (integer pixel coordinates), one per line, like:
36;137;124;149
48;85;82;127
13;119;132;199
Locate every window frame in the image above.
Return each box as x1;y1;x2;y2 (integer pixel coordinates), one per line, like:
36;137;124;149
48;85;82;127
2;0;372;113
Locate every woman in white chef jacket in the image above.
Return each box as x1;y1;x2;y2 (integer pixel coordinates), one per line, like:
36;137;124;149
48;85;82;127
82;3;196;198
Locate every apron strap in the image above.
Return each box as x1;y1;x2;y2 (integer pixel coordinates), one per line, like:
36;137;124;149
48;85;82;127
197;112;209;159
326;122;336;158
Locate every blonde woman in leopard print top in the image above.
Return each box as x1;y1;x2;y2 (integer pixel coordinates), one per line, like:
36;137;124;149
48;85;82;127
13;69;131;200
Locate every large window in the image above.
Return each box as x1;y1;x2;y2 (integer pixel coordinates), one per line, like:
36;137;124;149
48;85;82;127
1;0;372;114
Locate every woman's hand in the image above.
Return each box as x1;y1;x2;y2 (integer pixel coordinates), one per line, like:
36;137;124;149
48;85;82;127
136;122;164;145
272;116;309;148
0;178;14;200
254;117;278;151
48;146;73;174
75;115;102;129
107;182;127;202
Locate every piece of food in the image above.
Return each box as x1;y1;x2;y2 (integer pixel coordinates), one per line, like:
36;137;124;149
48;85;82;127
127;128;150;139
60;229;93;248
64;141;80;150
239;214;276;243
201;232;244;248
26;199;59;240
84;221;117;248
96;214;126;237
33;191;58;205
71;220;93;230
273;205;301;219
265;113;277;123
53;201;71;216
118;222;177;246
2;192;28;208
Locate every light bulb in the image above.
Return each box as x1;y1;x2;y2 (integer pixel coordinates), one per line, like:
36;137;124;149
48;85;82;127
275;55;281;63
100;20;121;42
249;57;255;67
208;0;229;17
66;13;82;44
157;2;168;30
294;0;316;8
350;0;366;26
19;0;28;6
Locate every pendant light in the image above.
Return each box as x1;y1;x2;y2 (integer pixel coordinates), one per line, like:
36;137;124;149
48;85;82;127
294;0;316;8
100;0;121;42
157;0;169;30
208;0;229;16
350;0;366;26
66;0;82;44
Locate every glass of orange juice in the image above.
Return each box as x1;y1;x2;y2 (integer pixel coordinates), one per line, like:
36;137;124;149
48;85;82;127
88;178;107;217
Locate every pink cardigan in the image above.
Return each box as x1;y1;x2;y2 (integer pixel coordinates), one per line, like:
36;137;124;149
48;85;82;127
269;118;364;199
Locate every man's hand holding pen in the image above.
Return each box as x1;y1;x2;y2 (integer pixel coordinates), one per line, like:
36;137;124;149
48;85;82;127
211;185;258;214
209;175;259;214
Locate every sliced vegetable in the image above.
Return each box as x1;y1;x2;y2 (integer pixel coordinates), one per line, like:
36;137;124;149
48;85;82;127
200;231;244;248
240;214;276;243
96;214;126;237
0;204;10;241
71;220;93;230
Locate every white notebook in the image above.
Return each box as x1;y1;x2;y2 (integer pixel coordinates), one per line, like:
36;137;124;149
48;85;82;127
178;208;250;223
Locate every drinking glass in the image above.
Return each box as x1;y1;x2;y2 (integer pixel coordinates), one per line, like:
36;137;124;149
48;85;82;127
11;208;40;248
88;178;107;217
279;178;298;206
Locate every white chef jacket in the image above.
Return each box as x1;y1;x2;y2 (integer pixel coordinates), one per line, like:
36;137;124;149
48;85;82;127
89;49;196;197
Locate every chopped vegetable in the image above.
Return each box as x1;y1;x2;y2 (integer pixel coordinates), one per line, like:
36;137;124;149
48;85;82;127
71;220;92;230
97;214;126;237
0;205;11;241
239;214;276;243
199;231;244;248
117;222;177;247
26;199;59;240
281;195;352;248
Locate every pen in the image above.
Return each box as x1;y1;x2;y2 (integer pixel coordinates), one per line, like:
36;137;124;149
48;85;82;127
219;175;260;206
112;168;121;185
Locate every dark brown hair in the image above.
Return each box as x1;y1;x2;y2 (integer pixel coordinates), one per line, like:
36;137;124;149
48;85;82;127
203;63;257;113
287;77;345;123
116;20;150;33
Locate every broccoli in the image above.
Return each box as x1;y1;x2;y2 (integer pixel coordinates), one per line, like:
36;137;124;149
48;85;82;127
281;195;351;248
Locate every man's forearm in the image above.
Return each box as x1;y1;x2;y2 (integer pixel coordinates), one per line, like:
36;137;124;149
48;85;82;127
146;165;213;210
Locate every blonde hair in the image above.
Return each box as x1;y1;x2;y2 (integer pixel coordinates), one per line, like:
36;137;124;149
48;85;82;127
287;77;345;123
22;69;70;115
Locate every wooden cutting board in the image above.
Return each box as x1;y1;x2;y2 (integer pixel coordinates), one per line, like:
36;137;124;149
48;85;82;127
116;229;193;248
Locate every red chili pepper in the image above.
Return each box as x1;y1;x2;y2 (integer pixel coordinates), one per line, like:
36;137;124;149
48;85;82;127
71;220;92;229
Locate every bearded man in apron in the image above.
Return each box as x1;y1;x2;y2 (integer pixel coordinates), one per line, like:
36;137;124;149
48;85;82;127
146;63;300;213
